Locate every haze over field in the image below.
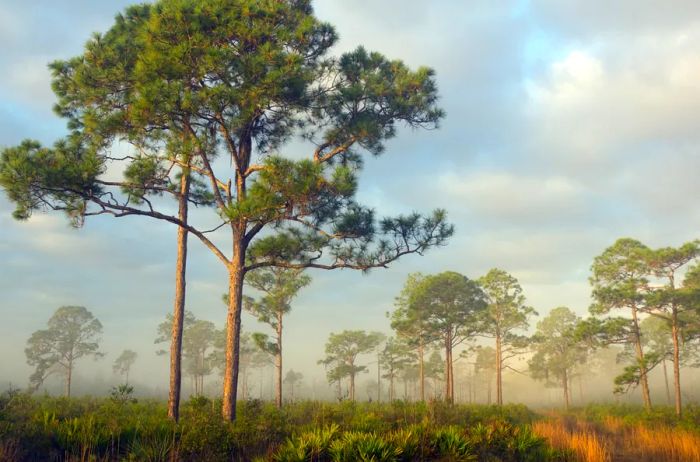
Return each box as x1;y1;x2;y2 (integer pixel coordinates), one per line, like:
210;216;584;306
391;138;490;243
1;0;699;402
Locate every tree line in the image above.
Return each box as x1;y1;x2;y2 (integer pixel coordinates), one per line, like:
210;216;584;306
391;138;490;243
24;237;699;419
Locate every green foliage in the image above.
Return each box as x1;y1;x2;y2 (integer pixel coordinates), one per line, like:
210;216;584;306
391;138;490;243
0;392;556;461
319;330;385;399
113;349;138;382
476;268;536;345
25;306;103;395
110;384;137;405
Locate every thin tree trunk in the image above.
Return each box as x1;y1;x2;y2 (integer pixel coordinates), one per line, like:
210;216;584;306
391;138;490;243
222;237;245;421
275;311;283;408
389;371;394;401
662;359;671;406
563;369;570;410
350;373;355;401
66;360;72;398
419;339;425;401
444;333;451;402
631;306;652;410
168;168;190;421
671;309;682;417
377;352;381;403
495;332;503;406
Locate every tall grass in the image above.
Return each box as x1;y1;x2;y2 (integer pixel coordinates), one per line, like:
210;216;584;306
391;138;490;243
533;413;700;462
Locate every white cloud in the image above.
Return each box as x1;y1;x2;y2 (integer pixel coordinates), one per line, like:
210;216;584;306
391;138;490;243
437;170;586;223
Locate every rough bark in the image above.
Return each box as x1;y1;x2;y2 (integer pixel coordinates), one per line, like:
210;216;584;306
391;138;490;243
222;236;245;421
167;168;190;421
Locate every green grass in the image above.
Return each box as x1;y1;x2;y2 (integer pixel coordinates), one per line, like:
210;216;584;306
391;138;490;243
0;390;562;461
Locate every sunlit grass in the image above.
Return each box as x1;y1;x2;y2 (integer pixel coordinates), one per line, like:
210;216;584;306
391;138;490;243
533;413;700;462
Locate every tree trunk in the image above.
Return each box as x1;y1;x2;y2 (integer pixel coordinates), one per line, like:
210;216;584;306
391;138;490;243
444;333;452;403
419;339;425;401
222;236;245;421
662;359;671;406
377;352;381;403
275;311;283;408
66;360;72;398
671;309;682;417
562;369;570;410
389;371;394;401
631;306;652;410
349;372;356;401
168;168;190;421
495;332;503;406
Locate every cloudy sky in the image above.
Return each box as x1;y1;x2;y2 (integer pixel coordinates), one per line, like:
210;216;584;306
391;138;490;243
1;1;699;395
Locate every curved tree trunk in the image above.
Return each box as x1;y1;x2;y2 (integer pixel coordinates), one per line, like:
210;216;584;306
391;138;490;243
168;167;190;421
631;306;652;410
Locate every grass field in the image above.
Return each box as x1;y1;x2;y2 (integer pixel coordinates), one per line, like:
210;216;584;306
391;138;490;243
1;390;699;461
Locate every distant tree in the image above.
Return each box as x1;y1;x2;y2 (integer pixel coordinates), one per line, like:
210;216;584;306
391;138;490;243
319;330;384;401
380;337;416;401
243;267;311;408
112;349;138;384
283;370;303;401
390;273;438;401
156;312;221;396
25;306;103;397
589;238;654;410
643;241;699;417
411;271;486;403
476;269;535;406
529;307;587;409
472;346;497;404
424;350;444;400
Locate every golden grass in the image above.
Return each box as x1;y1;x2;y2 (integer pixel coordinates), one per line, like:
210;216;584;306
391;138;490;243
533;415;700;462
532;420;609;462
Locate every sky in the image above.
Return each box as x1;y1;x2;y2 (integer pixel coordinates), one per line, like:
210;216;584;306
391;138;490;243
0;0;699;397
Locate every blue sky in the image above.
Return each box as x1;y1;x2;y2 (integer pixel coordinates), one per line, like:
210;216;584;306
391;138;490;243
1;0;699;396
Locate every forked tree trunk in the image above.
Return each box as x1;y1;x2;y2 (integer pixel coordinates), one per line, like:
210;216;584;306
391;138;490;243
168;168;190;421
631;306;652;410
